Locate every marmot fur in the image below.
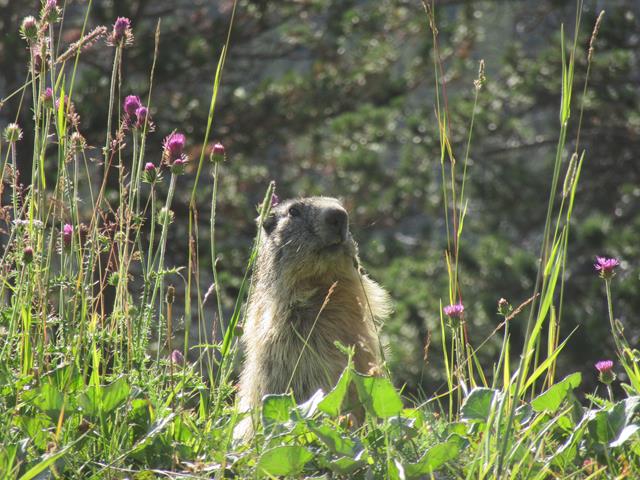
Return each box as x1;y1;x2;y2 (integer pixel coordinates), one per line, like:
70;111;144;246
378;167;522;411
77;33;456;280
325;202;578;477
236;196;391;436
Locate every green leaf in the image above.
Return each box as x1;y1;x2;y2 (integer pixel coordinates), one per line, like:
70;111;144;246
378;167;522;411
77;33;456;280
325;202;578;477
325;456;366;475
353;372;403;418
308;422;358;456
262;394;294;428
404;434;467;478
78;385;101;418
101;377;130;414
257;446;313;477
24;383;64;421
318;367;351;417
461;388;498;423
531;372;581;413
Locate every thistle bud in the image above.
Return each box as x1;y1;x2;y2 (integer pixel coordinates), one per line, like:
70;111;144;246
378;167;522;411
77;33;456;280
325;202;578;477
3;123;23;143
211;142;225;163
23;246;34;264
20;16;39;42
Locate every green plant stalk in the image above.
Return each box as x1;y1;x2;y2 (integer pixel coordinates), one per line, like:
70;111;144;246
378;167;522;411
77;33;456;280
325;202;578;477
496;4;584;474
150;172;178;361
209;161;225;343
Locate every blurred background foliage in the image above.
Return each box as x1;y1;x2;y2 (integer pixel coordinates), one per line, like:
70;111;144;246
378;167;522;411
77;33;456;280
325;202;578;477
1;0;638;397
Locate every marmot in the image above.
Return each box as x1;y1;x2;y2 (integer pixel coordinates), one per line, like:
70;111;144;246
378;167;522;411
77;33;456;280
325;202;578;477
236;196;391;436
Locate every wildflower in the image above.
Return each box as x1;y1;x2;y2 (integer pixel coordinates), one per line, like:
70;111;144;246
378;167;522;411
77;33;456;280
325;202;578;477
123;95;141;118
42;87;54;109
20;16;39;43
62;223;73;249
41;0;61;23
171;157;187;175
170;349;185;365
443;303;464;329
23;246;34;264
271;193;280;207
108;17;133;46
594;256;619;280
163;132;186;161
443;303;464;319
163;132;188;173
134;106;149;129
595;360;615;385
143;162;157;183
211;142;225;163
3;123;23;143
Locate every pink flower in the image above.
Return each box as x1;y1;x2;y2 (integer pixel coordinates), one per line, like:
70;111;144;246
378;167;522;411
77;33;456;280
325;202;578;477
594;256;620;279
443;303;464;318
62;223;73;249
170;350;185;365
163;132;186;161
134;106;149;129
595;360;615;385
123;95;141;118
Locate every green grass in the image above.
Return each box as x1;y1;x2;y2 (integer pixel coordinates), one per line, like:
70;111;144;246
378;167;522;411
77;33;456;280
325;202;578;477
1;1;639;478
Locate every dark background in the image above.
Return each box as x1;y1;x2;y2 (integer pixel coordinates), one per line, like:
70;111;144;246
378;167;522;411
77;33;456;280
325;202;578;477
1;0;638;396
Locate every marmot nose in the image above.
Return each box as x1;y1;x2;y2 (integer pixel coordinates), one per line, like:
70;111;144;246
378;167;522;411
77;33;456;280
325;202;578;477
324;208;348;243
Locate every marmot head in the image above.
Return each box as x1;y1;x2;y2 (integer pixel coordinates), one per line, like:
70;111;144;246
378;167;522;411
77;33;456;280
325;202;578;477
258;197;358;280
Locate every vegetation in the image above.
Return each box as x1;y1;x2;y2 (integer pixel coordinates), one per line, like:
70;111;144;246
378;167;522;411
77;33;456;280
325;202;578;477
0;0;639;478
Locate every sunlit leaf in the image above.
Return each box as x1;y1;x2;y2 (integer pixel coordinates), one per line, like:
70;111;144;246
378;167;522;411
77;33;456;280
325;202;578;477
257;446;313;477
531;372;581;413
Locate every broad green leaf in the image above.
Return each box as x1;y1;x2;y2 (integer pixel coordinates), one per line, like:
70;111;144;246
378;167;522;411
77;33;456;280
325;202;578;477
101;377;130;414
257;446;313;477
404;434;467;477
325;456;366;475
308;422;358;456
531;372;581;413
24;383;64;421
78;385;101;418
461;388;498;423
261;394;294;428
353;372;403;418
318;367;351;417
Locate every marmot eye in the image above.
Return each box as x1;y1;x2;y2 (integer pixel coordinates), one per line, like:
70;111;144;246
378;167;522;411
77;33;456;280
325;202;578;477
288;206;301;217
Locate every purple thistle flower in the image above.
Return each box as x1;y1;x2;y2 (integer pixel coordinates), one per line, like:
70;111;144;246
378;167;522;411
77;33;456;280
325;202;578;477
42;87;54;108
144;162;155;172
163;132;188;169
123;95;141;118
595;360;615;385
594;256;620;279
443;303;464;328
443;303;464;318
109;17;133;46
113;17;130;41
164;132;186;158
134;106;148;129
170;349;185;365
42;0;60;24
62;223;73;249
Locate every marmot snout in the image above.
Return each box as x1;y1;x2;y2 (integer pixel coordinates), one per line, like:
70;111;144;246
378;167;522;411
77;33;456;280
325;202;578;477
236;196;391;437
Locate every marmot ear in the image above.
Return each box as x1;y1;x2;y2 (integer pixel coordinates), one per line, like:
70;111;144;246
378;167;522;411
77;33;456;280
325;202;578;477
260;213;277;234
